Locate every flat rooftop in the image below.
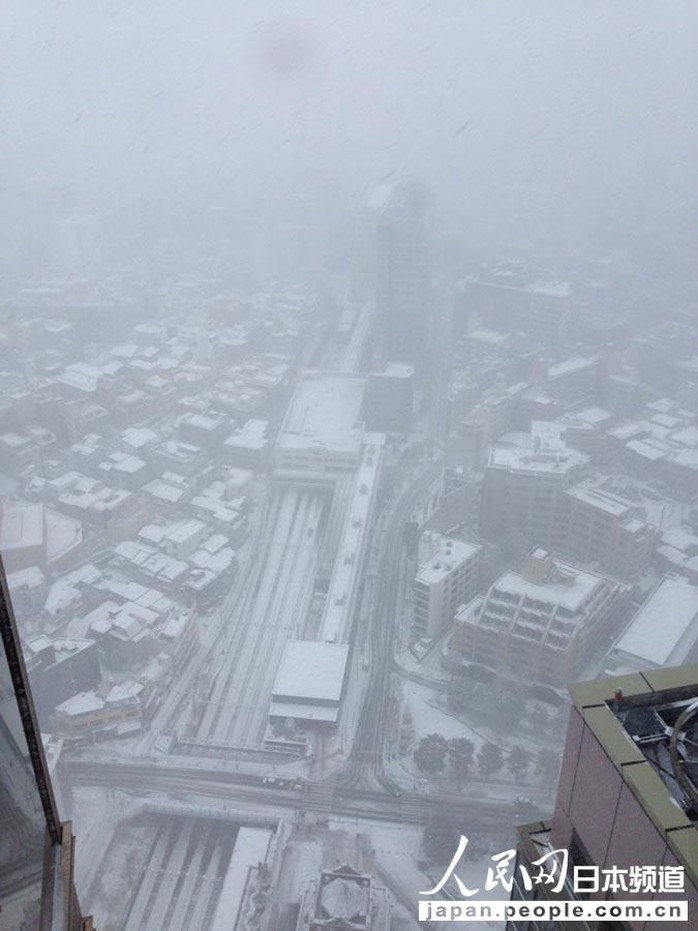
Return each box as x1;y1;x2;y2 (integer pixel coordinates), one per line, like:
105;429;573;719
416;538;480;585
613;576;698;669
319;437;384;643
224;419;269;451
494;562;606;613
272;640;349;704
488;443;587;475
277;372;366;454
566;483;632;517
0;502;44;550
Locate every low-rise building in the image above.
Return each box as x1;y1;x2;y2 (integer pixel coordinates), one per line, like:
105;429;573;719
24;636;101;720
0;502;83;573
179;411;229;451
275;372;367;474
270;640;349;726
46;470;140;531
141;471;192;509
119;426;159;458
133;519;237;604
96;450;151;489
53;686;142;741
223;418;271;470
70;432;107;471
138;518;208;560
607;575;698;674
84;593;196;672
6;565;46;616
151;439;208;477
0;430;39;473
112;539;190;587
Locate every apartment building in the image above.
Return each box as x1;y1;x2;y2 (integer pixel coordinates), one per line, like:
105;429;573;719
480;438;655;581
413;532;481;639
480;443;588;550
451;549;630;687
563;480;657;582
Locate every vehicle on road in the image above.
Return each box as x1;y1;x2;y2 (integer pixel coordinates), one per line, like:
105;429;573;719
262;776;288;788
380;775;404;798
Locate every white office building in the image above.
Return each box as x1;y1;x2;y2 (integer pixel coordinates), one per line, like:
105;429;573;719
412;532;481;639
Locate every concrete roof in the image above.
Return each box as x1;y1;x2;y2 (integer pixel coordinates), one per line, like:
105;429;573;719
277;372;366;455
613;576;698;669
272;640;349;704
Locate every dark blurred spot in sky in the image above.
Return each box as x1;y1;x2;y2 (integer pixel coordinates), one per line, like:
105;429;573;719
253;18;319;80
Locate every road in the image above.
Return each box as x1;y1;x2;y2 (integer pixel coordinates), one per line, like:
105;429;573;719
336;462;443;790
69;759;516;831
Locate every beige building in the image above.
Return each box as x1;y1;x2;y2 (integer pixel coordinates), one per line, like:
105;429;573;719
451;549;630;687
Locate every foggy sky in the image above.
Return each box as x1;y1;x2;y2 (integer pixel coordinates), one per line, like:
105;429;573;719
3;0;697;249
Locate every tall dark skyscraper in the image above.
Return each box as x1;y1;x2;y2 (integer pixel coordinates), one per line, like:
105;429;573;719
375;179;432;369
0;556;93;930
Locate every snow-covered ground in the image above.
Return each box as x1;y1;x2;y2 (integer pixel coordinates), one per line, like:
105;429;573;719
402;681;487;746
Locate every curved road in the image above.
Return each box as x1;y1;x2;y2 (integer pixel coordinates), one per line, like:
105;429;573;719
337;462;442;790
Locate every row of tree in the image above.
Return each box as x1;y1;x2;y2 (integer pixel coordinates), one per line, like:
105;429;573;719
413;733;559;785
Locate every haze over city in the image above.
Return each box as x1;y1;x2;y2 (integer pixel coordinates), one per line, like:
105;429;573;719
1;3;698;930
4;1;698;256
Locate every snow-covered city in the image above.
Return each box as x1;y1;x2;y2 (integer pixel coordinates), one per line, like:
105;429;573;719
2;4;698;930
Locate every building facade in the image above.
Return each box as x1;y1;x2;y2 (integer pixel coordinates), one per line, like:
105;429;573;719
510;666;698;930
451;549;630;687
480;443;655;581
375;179;432;368
413;532;481;640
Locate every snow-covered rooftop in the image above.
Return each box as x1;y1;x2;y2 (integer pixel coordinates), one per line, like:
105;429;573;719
55;691;104;716
626;439;668;461
224;418;269;451
121;426;158;450
488;443;587;475
277;372;366;455
566;483;632;517
492;562;605;613
0;502;44;549
613;576;698;668
416;537;480;585
142;477;188;503
272;640;349;704
319;438;384;643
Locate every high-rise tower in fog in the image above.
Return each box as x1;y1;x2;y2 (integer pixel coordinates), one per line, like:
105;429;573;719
375;179;432;369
